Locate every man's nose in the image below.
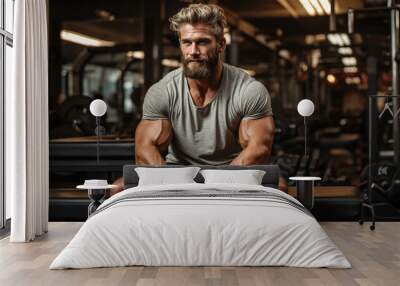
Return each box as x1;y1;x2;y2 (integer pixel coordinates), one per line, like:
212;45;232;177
189;43;200;55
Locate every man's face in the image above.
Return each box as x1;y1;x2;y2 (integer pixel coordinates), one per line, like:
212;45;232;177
179;23;225;79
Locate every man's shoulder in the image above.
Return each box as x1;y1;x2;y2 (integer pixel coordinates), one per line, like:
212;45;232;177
145;67;183;99
156;67;184;88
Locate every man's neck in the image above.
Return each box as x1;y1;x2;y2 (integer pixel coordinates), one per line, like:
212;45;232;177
186;61;224;97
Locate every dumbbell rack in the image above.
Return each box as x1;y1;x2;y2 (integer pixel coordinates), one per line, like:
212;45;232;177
360;95;400;230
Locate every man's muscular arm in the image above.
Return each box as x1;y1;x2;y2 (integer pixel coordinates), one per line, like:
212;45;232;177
135;119;173;165
111;119;172;195
230;116;287;192
231;116;275;165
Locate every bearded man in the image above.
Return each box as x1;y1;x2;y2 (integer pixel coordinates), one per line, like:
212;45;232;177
113;3;286;192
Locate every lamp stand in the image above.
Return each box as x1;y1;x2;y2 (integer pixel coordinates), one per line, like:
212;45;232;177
304;116;307;158
96;116;100;164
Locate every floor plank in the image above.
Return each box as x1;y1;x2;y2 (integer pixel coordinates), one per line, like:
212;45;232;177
0;222;399;286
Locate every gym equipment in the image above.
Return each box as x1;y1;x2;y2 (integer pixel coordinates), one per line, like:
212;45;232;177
54;44;145;139
53;95;97;138
360;162;400;205
274;120;298;145
274;153;300;180
296;155;309;177
358;94;400;230
308;149;320;174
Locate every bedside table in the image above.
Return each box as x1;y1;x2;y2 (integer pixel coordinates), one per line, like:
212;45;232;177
289;176;321;210
77;180;116;216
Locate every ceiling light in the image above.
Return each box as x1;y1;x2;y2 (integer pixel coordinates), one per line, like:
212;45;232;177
336;36;344;46
305;34;326;45
328;33;351;47
345;77;361;85
327;34;335;45
277;0;299;18
344;66;358;73
60;30;115;47
318;0;331;14
327;33;344;46
309;0;324;15
342;57;357;66
326;74;336;84
338;47;353;55
127;51;144;59
340;34;351;46
299;0;316;16
315;34;326;41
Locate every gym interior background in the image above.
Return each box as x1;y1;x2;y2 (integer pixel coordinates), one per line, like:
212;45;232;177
48;0;400;222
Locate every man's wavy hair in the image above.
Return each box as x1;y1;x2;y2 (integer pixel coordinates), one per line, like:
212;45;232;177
169;3;227;41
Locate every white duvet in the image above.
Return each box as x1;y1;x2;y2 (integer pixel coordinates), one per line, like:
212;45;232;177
50;183;351;269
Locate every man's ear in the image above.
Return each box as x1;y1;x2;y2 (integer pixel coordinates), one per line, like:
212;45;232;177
218;38;226;53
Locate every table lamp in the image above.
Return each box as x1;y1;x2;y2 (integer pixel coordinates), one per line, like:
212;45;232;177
89;99;107;164
290;99;319;210
297;99;315;158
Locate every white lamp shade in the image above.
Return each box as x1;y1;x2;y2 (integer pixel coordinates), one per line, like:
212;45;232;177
90;99;107;117
297;99;315;117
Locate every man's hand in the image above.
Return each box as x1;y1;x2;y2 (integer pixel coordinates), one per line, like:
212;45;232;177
278;176;288;193
110;176;124;196
231;116;275;165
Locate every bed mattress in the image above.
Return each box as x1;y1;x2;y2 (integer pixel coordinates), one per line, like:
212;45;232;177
50;183;351;269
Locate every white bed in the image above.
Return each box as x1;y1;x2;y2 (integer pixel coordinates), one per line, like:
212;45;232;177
50;183;351;269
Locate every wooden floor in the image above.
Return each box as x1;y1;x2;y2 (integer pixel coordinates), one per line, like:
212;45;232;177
0;222;399;286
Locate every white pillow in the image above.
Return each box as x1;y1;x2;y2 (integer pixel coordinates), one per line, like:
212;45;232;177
135;167;201;186
200;169;266;185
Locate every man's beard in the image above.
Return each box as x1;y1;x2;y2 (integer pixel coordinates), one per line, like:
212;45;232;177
182;50;219;79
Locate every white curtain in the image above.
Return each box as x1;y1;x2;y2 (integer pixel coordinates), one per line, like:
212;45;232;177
7;0;49;242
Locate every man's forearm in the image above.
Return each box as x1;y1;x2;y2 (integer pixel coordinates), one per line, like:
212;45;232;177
230;144;270;165
231;144;287;193
135;144;166;165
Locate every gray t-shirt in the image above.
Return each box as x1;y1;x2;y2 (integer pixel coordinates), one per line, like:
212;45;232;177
142;63;273;165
